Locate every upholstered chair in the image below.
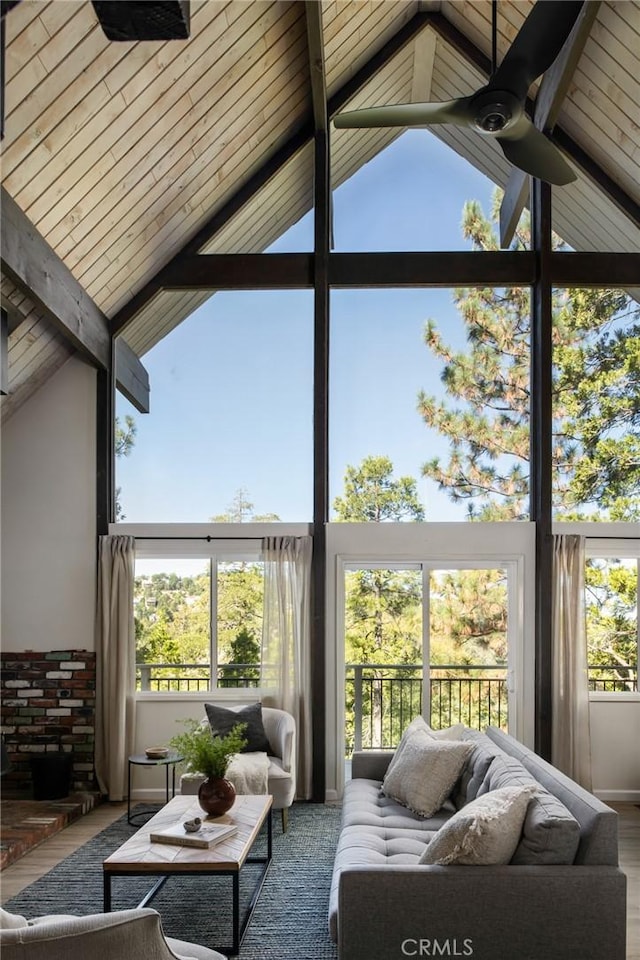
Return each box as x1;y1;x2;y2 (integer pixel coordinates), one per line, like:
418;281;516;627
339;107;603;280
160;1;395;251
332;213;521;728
180;705;296;831
0;906;226;960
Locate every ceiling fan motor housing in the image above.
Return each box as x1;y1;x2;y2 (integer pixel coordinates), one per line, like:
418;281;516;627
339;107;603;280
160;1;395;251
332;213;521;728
471;89;522;136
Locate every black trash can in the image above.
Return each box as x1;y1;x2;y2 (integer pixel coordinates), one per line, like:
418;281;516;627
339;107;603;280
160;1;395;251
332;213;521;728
29;752;73;800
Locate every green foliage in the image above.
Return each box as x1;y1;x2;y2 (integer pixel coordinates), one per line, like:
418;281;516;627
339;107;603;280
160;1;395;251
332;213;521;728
333;455;425;522
418;191;640;522
210;487;280;522
114;414;137;521
170;720;248;779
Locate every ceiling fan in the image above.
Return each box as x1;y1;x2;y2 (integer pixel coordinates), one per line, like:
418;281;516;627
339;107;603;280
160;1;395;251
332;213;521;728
333;1;585;185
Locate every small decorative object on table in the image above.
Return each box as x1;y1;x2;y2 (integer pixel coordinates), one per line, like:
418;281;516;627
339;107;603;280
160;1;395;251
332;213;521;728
145;746;169;760
183;816;202;833
150;819;238;848
170;720;248;817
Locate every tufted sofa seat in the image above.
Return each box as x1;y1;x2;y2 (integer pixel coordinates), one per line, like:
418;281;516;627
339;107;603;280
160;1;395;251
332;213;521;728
329;725;627;960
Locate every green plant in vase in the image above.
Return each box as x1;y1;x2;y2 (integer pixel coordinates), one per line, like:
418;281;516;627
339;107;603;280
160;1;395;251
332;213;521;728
170;720;247;816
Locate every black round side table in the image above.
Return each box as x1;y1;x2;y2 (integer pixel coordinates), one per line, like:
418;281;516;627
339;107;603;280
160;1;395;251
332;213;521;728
127;752;184;825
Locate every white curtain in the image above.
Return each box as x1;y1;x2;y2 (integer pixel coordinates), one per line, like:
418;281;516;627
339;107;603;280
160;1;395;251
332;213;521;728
261;535;312;799
95;535;136;801
552;534;592;790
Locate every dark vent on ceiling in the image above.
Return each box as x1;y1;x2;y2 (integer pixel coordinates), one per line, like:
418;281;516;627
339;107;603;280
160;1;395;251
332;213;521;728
92;1;190;41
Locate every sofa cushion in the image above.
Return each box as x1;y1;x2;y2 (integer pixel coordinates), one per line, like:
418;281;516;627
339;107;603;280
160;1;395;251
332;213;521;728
478;754;581;864
381;730;472;818
419;784;536;865
328;823;432;942
342;777;458;833
384;716;465;783
451;729;507;810
205;701;271;754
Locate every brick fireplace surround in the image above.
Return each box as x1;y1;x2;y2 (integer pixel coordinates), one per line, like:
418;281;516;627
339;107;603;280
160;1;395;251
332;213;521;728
1;649;98;797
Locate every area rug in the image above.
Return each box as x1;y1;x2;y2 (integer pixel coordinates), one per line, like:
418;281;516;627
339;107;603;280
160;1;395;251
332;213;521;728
3;802;341;959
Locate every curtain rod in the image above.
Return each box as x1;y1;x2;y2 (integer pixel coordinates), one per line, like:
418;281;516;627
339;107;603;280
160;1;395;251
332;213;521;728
134;536;261;542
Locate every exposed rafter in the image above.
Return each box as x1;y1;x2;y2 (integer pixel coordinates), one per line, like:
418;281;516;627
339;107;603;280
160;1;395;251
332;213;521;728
110;9;434;337
0;188;149;413
426;12;640;230
305;0;328;134
499;1;601;249
0;307;7;396
110;6;640;339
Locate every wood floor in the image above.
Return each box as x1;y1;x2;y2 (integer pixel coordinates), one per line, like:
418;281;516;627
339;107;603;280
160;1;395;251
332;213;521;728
1;801;639;959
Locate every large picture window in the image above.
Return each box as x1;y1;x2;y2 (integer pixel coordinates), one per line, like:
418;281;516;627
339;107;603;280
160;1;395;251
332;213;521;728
134;549;264;693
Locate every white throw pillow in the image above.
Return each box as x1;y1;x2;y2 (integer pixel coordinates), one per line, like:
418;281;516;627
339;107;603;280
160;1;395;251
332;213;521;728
419;784;537;865
382;730;473;818
384;717;465;782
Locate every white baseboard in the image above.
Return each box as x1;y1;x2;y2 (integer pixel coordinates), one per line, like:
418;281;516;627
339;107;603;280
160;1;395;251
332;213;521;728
594;789;640;803
325;789;339;802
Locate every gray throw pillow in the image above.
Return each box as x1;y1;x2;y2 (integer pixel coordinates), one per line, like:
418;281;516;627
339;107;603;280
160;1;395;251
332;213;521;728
205;702;271;754
419;784;536;865
382;729;472;818
478;754;581;864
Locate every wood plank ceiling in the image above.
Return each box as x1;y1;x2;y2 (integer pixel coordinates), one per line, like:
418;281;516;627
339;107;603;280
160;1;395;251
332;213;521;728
1;0;639;421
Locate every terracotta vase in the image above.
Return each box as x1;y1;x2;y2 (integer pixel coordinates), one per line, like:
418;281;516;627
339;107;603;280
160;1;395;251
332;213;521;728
198;776;236;817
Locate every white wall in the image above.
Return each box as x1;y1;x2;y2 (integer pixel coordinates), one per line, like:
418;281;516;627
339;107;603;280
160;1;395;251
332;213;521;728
590;695;640;802
1;356;97;652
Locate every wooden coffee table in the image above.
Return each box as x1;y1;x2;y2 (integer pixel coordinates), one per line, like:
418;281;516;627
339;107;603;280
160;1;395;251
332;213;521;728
103;793;272;955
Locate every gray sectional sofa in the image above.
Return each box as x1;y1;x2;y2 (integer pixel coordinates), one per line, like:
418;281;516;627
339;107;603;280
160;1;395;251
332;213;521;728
329;726;626;960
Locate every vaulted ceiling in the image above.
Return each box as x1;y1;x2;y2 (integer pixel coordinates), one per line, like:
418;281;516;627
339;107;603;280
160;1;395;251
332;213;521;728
1;0;639;422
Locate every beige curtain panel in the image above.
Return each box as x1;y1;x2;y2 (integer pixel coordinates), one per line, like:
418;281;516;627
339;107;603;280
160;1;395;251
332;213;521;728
551;533;592;790
95;534;136;801
261;535;313;800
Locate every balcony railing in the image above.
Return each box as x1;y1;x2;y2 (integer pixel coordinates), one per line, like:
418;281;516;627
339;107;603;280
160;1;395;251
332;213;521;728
345;663;508;754
136;663;260;692
587;664;638;693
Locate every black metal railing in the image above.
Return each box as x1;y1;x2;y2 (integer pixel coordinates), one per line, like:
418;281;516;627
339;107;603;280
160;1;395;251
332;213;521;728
587;664;638;693
345;663;508;754
136;663;260;692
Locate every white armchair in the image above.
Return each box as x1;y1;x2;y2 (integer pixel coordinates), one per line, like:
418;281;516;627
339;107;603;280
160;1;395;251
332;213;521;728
180;705;296;831
0;907;226;960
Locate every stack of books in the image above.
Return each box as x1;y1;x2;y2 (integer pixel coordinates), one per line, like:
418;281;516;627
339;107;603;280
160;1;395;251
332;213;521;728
150;820;238;848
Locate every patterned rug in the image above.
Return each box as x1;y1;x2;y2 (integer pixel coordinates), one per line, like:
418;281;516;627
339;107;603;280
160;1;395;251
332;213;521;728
3;802;341;959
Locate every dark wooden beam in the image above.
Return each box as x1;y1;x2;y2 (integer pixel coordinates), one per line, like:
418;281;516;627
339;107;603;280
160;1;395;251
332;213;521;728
329;251;535;287
530;179;554;762
0;307;8;395
311;129;330;803
1;189;111;368
96;360;115;536
305;0;328;134
110;10;434;335
549;252;640;287
0;293;24;335
161;253;314;290
115;338;150;414
1;188;150;405
500;2;600;249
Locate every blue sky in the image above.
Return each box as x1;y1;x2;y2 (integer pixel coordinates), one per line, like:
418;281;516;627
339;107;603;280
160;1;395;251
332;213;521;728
116;130;496;523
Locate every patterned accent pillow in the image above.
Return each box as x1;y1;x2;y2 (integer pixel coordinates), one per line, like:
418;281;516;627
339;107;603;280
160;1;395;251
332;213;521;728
382;730;472;818
419;784;536;865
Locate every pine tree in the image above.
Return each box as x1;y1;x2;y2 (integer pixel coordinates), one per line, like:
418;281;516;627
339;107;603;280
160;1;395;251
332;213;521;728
417;192;640;522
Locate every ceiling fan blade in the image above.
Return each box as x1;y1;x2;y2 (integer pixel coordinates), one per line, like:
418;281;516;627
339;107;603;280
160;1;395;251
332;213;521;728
333;98;472;129
497;117;576;185
492;1;585;100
